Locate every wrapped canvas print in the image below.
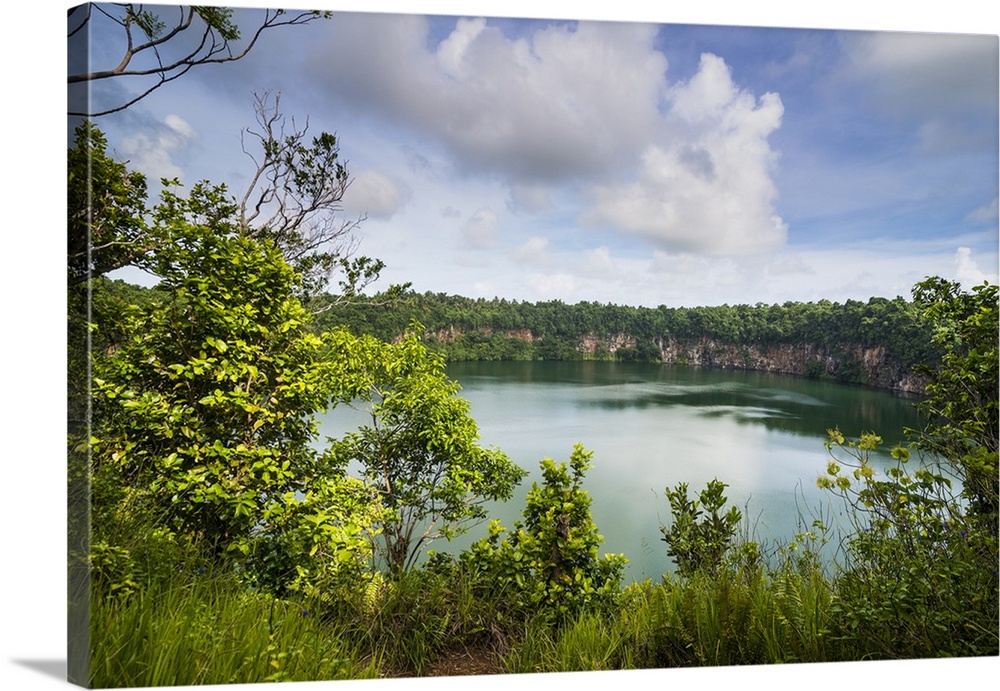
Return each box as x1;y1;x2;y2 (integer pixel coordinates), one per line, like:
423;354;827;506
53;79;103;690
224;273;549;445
66;2;998;688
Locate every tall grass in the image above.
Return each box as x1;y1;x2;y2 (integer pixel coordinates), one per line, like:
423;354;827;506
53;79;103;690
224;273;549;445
500;556;838;675
109;553;833;684
89;573;376;688
347;566;509;676
87;525;992;686
626;561;836;668
503;612;628;673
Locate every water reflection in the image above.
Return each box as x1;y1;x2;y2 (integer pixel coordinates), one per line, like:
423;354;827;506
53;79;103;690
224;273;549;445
450;361;919;445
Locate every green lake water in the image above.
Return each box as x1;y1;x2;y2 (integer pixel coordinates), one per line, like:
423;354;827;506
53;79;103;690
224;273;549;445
319;360;928;581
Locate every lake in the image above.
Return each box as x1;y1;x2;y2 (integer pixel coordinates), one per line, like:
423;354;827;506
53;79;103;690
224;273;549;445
318;360;927;581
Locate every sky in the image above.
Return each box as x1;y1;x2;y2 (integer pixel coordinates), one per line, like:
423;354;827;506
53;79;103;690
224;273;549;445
69;2;999;309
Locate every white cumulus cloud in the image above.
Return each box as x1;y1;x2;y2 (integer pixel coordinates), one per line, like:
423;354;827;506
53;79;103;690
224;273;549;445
343;169;406;219
120;114;197;181
311;15;668;182
461;207;499;249
584;54;786;254
955;246;999;288
512;236;551;265
435;17;487;78
310;16;787;257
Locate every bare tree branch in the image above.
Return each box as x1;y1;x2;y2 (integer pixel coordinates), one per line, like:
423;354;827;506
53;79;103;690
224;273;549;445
68;4;331;117
237;91;371;297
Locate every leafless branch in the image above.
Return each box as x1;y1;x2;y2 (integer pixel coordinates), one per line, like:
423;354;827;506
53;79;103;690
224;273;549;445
237;91;367;295
68;5;330;117
239;92;359;246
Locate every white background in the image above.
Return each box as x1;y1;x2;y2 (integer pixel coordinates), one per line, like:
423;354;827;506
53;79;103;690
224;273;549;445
2;1;997;690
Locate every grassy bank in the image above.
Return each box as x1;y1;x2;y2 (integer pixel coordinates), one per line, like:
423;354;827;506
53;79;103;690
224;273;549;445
89;572;378;688
87;523;998;686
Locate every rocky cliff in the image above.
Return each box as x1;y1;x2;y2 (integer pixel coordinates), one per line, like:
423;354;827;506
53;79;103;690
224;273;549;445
651;336;925;394
573;332;926;394
427;326;926;395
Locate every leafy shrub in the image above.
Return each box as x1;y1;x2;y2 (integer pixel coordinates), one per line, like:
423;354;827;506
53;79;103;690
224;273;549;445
660;479;742;577
460;444;627;622
820;429;999;658
88;542;139;598
244;474;387;608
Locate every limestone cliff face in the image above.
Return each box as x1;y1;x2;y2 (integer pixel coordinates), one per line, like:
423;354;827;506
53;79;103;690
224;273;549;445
652;336;925;394
577;332;636;355
572;332;923;393
427;327;926;394
431;326;536;343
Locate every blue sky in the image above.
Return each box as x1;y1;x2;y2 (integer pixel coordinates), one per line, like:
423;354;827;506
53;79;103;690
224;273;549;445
72;1;999;308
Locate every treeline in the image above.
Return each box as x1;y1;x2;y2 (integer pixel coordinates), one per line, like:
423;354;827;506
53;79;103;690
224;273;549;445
92;283;941;389
311;290;940;379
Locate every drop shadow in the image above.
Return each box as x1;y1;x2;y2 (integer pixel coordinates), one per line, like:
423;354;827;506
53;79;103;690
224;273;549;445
11;658;67;682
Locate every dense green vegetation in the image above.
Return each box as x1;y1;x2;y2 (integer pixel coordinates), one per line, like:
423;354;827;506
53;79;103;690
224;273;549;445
312;289;939;388
92;276;941;389
70;111;997;688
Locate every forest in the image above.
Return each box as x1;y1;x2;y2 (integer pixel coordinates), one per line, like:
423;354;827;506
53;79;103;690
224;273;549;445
312;289;939;389
67;7;998;688
93;282;939;387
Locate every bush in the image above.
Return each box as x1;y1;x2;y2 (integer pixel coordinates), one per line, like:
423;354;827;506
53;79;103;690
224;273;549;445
820;429;999;658
460;444;627;623
660;479;743;577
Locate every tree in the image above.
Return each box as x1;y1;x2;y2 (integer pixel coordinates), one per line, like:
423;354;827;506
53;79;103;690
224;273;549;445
238;92;395;300
68;122;152;285
69;103;403;298
68;4;330;117
910;277;998;517
90;179;362;559
814;277;998;659
72;111;403;565
325;326;526;576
